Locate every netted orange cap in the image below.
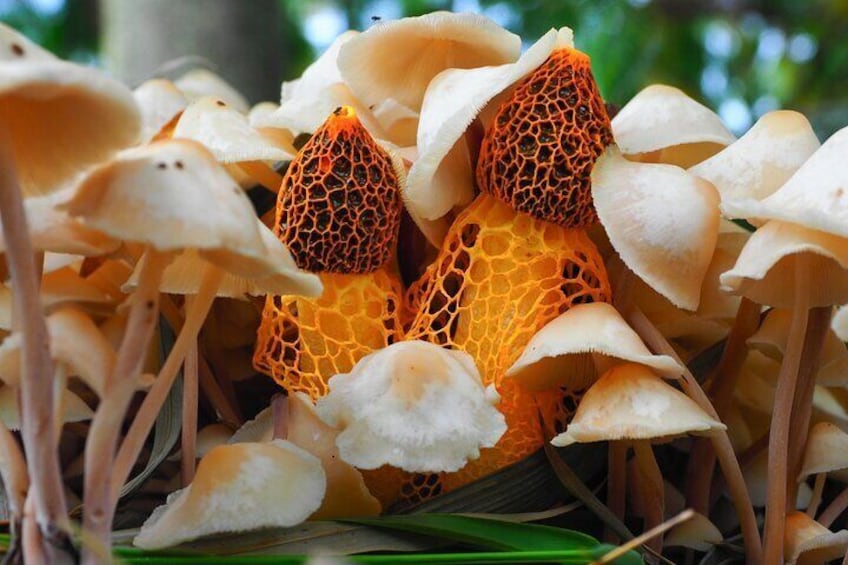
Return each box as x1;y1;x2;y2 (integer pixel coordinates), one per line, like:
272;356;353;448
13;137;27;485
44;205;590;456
476;46;612;228
275;106;402;274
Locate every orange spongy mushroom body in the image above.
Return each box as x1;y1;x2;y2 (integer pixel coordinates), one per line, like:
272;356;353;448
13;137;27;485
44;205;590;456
253;106;404;400
477;46;612;229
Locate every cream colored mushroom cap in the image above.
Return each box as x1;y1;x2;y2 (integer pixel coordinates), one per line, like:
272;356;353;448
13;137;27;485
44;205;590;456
722;125;848;234
611;84;734;167
665;512;723;552
785;511;848;565
719;221;848;309
133;79;189;143
338;11;521;112
0;385;92;430
405;27;572;223
689;110;819;204
592;147;720;310
173;96;294;163
133;440;325;550
798;422;848;480
506;302;684;391
552;363;725;447
316;340;506;473
174;68;249;113
744;451;812;508
0;23;141;196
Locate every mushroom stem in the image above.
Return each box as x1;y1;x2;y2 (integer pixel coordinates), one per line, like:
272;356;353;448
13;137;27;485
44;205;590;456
271;394;289;440
633;440;665;554
762;258;811;565
81;249;170;565
52;365;67;444
686;297;761;514
0;421;28;527
624;305;763;565
818;483;848;527
807;473;826;518
605;441;627;543
21;490;46;565
110;264;224;506
237;161;284;193
0;133;72;562
180;305;199;486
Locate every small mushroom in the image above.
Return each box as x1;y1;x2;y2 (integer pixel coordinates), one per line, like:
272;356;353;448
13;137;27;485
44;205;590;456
133;79;189;143
665;512;723;552
174;68;249;112
784;511;848;565
797;422;848;517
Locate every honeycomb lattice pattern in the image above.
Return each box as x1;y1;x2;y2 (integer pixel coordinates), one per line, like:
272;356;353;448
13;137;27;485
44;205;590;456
275;106;401;274
253;266;404;400
403;193;611;492
476;47;612;229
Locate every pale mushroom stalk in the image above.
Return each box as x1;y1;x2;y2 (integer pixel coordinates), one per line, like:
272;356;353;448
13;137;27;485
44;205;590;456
819;486;848;527
625;305;763;564
82;250;170;564
180;304;200;485
686;296;761;513
807;473;827;518
632;440;665;554
0;132;71;561
237;160;284;193
110;265;224;506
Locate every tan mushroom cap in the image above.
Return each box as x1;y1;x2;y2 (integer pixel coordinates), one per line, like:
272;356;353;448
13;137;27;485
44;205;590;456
748;308;848;386
611;84;735;168
133;79;189;143
722;125;848;235
174;68;249;113
798;422;848;480
0;22;140;196
665;512;723;552
689;110;819;205
506;302;683;391
405;27;573;223
552;363;725;447
316;340;506;473
0;385;92;430
733;350;781;415
592;147;720;310
133;440;325;550
719;221;848;309
338;11;520;112
785;511;848;565
744;451;813;508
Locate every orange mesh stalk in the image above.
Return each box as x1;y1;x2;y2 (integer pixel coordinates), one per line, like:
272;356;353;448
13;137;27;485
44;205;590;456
476;47;612;228
254;106;404;399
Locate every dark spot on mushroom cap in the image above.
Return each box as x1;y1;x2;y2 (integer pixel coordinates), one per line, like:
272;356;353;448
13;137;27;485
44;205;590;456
157;162;167;170
216;99;226;107
175;160;184;170
10;43;24;57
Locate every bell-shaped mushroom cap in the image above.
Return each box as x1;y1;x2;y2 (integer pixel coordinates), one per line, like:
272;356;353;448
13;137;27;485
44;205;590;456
287;393;381;519
133;440;325;550
127;220;322;299
316;340;506;473
833;305;848;341
405;27;572;223
338;11;520;112
745;451;813;508
719;221;848;309
784;511;848;565
62;139;283;278
0;23;140;196
133;79;189;143
0;385;92;429
665;512;723;552
592;147;720;310
723;126;848;235
174;68;249;113
689;110;819;204
552;363;725;447
611;84;735;168
798;422;848;480
748;308;848;386
506;302;684;391
733;350;781;415
172;96;294;164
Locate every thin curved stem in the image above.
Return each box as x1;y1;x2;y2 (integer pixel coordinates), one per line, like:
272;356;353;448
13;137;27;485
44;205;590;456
806;474;826;518
180;305;199;486
819;483;848;527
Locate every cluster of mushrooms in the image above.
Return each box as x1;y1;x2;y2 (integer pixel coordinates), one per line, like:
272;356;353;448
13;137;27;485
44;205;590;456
2;10;848;565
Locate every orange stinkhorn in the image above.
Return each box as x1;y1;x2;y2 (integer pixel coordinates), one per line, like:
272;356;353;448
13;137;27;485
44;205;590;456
253;106;404;401
401;41;613;498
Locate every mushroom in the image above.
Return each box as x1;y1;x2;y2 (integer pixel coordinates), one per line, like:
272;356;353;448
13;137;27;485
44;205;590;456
133;440;325;550
133;78;189;143
784;511;848;565
173;68;249;112
664;512;723;552
797;422;848;518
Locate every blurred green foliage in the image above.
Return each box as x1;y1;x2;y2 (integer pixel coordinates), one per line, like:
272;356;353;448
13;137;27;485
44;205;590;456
2;0;847;137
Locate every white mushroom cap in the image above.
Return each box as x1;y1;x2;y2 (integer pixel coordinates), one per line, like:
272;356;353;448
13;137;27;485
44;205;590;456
506;302;684;391
784;511;848;565
719;221;848;309
338;11;521;112
405;27;573;223
748;308;848;386
316;340;506;473
689;110;819;205
665;512;723;552
722;125;848;234
173;96;294;163
0;22;140;196
0;385;92;429
133;79;189;143
174;68;249;113
133;440;325;550
592;147;720;310
552;363;725;447
798;422;848;480
611;84;735;167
